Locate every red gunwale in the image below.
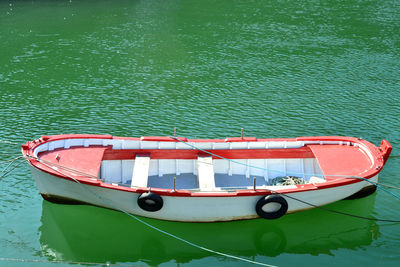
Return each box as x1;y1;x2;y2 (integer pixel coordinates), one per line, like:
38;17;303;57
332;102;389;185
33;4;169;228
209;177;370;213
22;134;392;197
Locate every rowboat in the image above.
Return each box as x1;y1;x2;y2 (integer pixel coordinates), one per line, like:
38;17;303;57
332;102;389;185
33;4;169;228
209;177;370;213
22;134;392;222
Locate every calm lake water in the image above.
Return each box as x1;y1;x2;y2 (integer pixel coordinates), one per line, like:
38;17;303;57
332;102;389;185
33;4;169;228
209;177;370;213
1;0;400;266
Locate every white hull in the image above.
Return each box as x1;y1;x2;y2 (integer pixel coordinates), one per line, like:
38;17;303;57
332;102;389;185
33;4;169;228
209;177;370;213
30;166;377;222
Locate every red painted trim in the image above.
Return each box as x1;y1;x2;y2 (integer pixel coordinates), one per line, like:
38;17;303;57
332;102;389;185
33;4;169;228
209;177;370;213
102;146;314;160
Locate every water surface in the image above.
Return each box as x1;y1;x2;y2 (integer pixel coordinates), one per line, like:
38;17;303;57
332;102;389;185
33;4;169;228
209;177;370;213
1;0;400;266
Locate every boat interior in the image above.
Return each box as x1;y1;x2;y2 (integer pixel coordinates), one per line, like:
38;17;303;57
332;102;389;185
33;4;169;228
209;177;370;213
34;139;371;191
100;157;324;190
33;137;375;191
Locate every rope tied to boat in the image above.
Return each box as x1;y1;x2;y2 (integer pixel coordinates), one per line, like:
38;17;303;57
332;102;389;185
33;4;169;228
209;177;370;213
271;176;307;186
376;182;400;191
0;156;25;179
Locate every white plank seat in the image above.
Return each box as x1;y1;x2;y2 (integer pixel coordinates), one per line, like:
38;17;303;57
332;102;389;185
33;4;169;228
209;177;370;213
131;154;151;188
197;155;216;191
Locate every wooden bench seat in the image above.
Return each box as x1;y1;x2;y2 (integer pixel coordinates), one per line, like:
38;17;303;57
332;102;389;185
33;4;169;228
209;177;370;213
131;154;151;188
197;155;216;191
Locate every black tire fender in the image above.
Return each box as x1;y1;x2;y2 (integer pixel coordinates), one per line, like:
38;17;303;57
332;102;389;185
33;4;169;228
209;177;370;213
137;192;163;212
256;195;288;219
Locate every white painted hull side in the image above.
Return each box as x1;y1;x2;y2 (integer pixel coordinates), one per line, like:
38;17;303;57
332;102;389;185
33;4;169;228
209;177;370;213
30;166;377;222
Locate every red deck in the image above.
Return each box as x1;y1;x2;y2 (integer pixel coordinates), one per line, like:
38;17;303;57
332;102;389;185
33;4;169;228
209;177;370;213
39;147;108;178
308;145;373;178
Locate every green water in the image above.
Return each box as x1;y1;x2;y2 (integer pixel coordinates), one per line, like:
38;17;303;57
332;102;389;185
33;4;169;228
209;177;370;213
1;0;400;266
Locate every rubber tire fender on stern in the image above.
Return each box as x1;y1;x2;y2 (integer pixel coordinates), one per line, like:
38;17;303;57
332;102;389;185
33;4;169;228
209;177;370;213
137;192;163;212
256;195;288;219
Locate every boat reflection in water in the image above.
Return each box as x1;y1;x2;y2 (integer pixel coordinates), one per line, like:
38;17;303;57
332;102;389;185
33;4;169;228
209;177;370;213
39;195;379;266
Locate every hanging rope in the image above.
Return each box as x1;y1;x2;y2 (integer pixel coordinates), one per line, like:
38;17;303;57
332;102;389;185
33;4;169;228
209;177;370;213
376;182;400;191
0;157;24;165
0;138;23;177
333;176;400;201
0;156;24;179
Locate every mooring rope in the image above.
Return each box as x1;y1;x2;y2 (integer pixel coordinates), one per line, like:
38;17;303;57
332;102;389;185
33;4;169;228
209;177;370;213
0;156;24;165
376;182;400;191
0;160;25;179
0;156;24;179
325;175;400;201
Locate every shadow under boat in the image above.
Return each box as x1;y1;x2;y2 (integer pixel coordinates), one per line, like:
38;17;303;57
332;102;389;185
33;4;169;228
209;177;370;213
39;195;380;266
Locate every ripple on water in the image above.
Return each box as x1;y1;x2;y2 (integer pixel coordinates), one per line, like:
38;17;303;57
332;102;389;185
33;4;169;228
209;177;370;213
0;0;400;265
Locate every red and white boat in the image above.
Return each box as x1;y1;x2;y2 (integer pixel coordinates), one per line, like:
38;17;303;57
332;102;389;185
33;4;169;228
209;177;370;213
22;134;392;222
